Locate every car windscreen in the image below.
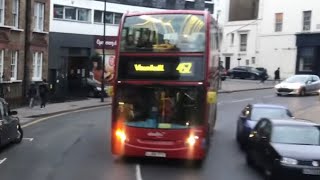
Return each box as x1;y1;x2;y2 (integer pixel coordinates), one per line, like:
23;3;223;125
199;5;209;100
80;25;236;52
115;85;205;129
271;125;320;145
250;107;292;121
284;76;309;83
120;14;205;53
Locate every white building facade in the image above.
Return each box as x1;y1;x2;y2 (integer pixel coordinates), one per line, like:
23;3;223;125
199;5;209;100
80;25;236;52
220;0;320;79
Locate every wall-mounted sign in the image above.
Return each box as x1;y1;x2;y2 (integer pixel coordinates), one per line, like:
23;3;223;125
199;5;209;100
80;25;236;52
94;36;118;49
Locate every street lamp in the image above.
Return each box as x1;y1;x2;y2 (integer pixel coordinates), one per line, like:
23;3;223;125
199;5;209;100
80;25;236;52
100;0;107;102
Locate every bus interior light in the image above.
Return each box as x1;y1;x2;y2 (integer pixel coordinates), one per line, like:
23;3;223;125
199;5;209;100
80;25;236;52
116;129;127;142
186;135;199;146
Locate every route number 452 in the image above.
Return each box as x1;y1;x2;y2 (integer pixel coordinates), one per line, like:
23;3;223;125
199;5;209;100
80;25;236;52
176;62;192;74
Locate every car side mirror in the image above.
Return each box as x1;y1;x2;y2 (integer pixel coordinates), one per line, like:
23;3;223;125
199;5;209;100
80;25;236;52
9;111;17;116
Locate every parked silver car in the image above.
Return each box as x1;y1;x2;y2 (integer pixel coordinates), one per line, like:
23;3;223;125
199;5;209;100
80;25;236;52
275;75;320;96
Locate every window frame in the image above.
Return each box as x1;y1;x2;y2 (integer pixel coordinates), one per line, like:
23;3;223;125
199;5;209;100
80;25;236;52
12;0;19;28
302;11;312;31
0;50;3;80
0;0;4;25
239;33;248;52
53;4;64;19
32;52;43;81
10;51;18;81
34;2;45;32
275;13;283;32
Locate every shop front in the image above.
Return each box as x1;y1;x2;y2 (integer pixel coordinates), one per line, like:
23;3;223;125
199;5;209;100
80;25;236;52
296;33;320;76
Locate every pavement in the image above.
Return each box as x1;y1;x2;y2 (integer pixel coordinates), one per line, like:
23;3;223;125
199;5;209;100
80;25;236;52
218;79;275;93
1;89;320;180
14;98;112;125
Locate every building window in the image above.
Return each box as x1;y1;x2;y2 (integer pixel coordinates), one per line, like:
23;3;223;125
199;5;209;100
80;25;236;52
53;5;64;19
94;10;103;23
0;50;3;79
205;2;214;14
55;5;91;22
275;13;283;32
185;1;195;10
303;11;312;31
10;51;18;81
33;52;43;80
166;0;175;9
230;33;234;46
298;47;314;72
251;57;256;64
78;8;91;21
94;10;122;24
239;34;247;52
0;0;4;25
34;2;45;32
114;13;122;24
12;0;19;28
65;7;76;20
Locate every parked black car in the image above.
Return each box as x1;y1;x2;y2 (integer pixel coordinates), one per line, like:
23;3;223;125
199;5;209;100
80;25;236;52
85;78;108;98
246;118;320;180
227;66;269;80
219;65;227;81
0;98;23;148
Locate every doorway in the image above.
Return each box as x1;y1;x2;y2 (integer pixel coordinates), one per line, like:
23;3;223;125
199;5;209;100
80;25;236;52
225;57;231;70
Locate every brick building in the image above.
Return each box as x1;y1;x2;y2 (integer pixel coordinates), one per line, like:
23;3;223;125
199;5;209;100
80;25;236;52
0;0;50;107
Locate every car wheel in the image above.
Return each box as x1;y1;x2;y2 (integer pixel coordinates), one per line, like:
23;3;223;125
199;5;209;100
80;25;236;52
276;93;282;96
221;77;226;81
13;125;23;144
299;88;306;96
230;74;235;79
250;74;255;80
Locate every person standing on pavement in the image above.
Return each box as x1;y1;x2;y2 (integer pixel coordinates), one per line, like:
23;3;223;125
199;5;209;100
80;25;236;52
28;83;37;108
39;79;49;108
274;67;281;84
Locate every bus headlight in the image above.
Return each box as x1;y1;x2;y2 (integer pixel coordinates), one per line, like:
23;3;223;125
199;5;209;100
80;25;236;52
116;129;127;142
186;135;199;146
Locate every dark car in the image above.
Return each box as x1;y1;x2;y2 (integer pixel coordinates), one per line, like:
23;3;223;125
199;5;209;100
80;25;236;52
246;119;320;180
236;104;294;149
0;98;23;148
219;65;227;81
228;66;269;80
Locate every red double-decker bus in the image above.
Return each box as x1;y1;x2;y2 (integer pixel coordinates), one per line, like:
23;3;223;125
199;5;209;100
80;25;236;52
111;10;220;161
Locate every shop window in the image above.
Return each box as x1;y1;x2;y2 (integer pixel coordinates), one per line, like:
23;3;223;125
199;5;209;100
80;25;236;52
299;48;314;72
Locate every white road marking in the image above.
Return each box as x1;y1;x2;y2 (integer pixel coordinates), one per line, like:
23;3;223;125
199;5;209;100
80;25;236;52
0;158;7;165
136;164;143;180
21;106;106;128
263;95;275;98
23;138;34;142
231;98;254;103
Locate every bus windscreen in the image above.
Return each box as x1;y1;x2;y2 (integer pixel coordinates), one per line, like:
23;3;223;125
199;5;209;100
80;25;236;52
120;14;205;53
115;85;205;129
117;56;205;81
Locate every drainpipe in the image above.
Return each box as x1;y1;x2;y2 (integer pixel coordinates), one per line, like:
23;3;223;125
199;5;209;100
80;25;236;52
23;0;31;98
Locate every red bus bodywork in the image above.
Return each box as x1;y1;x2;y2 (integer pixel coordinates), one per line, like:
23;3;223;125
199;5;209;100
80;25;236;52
111;10;219;160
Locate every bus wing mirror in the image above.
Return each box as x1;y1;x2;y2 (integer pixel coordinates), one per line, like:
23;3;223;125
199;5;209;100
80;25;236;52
107;86;114;97
207;91;217;104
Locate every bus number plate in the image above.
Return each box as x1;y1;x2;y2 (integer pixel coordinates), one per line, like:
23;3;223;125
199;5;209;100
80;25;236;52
145;151;166;158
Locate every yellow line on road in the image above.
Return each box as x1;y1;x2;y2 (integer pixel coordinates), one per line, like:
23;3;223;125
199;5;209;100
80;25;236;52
21;106;107;128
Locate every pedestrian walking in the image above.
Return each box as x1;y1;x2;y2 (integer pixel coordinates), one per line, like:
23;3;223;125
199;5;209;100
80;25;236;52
274;67;281;84
39;79;49;108
28;84;37;108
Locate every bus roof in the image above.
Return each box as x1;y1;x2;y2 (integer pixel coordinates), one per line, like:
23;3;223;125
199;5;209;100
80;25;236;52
125;10;209;17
